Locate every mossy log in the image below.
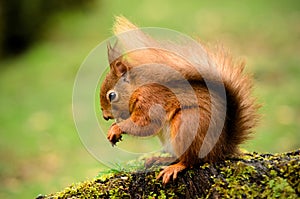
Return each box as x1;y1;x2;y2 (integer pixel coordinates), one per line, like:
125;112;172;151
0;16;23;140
38;149;299;199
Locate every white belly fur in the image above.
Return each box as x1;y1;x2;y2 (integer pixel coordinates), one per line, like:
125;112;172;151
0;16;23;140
157;124;176;156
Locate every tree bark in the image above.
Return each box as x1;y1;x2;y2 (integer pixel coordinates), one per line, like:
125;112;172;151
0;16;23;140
38;149;300;198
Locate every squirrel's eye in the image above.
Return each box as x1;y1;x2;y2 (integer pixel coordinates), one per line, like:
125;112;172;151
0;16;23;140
106;90;119;103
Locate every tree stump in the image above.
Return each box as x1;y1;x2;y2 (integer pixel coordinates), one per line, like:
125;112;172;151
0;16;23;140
38;149;300;198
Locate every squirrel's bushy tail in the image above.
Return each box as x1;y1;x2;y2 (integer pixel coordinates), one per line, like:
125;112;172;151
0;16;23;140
208;46;260;153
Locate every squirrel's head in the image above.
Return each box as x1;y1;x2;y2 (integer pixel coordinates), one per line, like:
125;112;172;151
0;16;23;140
100;48;133;121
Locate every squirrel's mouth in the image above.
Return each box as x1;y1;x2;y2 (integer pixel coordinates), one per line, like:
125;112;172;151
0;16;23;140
115;111;130;123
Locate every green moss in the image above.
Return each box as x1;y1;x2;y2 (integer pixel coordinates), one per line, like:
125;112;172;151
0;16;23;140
41;149;300;199
206;150;299;198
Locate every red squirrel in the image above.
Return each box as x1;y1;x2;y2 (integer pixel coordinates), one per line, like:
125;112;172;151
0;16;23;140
100;16;260;184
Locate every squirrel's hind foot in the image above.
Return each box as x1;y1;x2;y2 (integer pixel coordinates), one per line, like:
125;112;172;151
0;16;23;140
156;162;186;184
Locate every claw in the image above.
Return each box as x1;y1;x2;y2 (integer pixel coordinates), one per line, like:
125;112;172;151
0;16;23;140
107;124;123;146
156;162;186;184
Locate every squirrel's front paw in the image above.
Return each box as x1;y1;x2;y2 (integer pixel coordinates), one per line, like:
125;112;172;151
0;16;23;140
107;124;122;146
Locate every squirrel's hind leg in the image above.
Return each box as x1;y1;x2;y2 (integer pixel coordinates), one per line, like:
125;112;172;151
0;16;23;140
145;156;177;168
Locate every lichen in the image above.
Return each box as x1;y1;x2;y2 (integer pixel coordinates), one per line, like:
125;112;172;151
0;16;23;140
39;149;300;199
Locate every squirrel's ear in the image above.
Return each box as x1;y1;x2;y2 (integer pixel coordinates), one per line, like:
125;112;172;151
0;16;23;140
111;60;127;77
107;41;127;77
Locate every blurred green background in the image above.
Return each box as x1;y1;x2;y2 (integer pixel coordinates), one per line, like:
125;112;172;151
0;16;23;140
0;0;299;198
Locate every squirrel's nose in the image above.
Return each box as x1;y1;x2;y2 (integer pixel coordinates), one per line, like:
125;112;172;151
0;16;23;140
103;111;114;121
103;115;113;121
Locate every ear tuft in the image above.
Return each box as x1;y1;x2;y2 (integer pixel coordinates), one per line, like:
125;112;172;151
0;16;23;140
107;41;121;64
113;16;138;35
